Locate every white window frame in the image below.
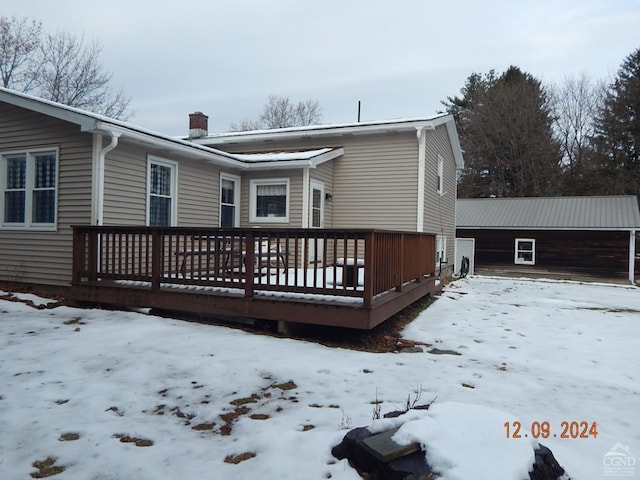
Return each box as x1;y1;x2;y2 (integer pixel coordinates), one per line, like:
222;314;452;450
0;147;58;230
436;154;444;195
310;179;324;228
514;238;536;265
146;156;178;227
249;178;290;223
220;172;240;228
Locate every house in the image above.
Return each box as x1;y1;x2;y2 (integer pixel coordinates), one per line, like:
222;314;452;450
0;87;463;328
455;196;640;284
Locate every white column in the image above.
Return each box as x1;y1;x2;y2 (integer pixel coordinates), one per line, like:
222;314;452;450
630;230;637;284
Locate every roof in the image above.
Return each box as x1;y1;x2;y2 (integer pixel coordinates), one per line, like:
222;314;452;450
0;88;342;171
456;196;640;231
197;114;465;169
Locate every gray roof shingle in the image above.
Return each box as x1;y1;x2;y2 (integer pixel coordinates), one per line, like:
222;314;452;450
456;196;640;230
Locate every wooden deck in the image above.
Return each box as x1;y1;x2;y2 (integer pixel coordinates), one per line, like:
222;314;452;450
70;227;440;329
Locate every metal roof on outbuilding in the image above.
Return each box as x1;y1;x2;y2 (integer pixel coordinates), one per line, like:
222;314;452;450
456;196;640;231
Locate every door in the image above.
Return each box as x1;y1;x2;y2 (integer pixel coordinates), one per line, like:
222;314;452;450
308;180;324;265
455;238;475;276
220;174;240;227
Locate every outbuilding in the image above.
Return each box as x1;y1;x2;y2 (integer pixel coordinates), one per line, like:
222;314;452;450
455;196;640;284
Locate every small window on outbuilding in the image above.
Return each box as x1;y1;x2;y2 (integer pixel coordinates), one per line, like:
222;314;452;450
515;238;535;265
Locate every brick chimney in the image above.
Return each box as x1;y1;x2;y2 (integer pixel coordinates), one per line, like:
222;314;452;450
189;112;209;139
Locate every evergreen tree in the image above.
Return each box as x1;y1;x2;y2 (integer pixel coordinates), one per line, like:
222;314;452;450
593;47;640;195
444;66;562;198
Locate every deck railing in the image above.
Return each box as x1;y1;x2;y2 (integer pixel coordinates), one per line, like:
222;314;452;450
72;227;436;306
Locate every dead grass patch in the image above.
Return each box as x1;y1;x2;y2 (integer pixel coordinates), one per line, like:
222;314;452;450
113;434;154;447
230;393;260;406
58;432;80;441
224;452;256;464
249;413;270;420
192;422;216;431
31;457;65;478
271;380;297;391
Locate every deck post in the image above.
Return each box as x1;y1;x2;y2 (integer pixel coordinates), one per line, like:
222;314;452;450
244;230;254;298
363;231;375;307
396;234;404;292
71;227;84;284
151;229;162;291
87;229;98;282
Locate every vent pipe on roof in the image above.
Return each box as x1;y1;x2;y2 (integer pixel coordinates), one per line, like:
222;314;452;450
189;111;209;139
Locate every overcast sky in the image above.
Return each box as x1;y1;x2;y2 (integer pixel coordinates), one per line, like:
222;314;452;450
3;0;640;135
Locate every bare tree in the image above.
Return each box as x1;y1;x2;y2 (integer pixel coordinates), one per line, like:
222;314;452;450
551;74;604;192
0;16;131;119
229;95;322;131
0;16;42;90
37;32;130;119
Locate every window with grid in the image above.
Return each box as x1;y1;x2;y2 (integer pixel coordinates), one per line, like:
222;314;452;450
148;158;177;227
220;174;239;228
1;150;57;228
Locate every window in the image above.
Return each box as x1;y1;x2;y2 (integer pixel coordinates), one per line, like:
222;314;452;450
515;238;536;265
220;173;240;228
250;178;289;223
436;154;444;194
1;149;57;229
147;157;177;226
310;180;324;228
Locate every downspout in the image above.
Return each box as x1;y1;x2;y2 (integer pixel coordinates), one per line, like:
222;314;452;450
96;131;120;226
630;230;637;285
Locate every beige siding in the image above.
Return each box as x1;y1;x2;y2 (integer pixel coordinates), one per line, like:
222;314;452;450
423;125;458;270
103;143;147;225
179;160;226;227
332;133;418;230
220;132;419;230
240;169;304;227
103;142;229;227
0;103;93;286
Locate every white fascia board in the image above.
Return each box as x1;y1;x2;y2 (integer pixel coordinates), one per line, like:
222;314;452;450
200;119;448;145
90;122;244;169
445;121;465;169
238;148;344;171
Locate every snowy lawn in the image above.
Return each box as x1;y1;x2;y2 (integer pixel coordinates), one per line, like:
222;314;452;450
0;276;638;479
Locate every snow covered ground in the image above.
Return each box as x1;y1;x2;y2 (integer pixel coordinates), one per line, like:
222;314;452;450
0;276;638;479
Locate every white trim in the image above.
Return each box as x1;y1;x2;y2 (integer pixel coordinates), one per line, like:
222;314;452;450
301;169;310;228
220;172;241;228
310;179;324;228
0;146;59;231
201;115;454;144
249;177;290;224
630;230;636;284
514;238;536;265
146;156;178;227
416;127;427;232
